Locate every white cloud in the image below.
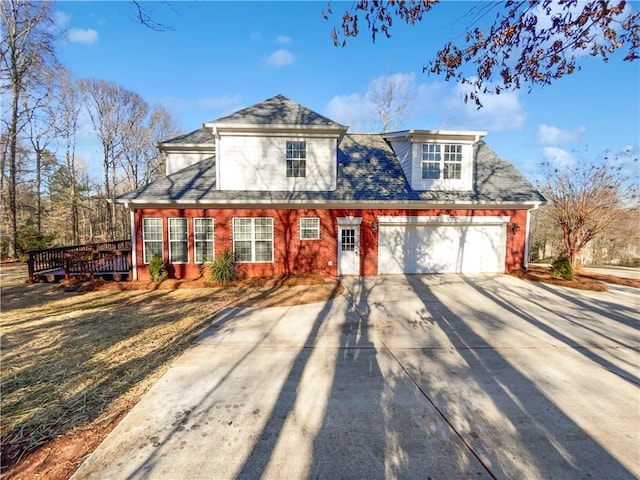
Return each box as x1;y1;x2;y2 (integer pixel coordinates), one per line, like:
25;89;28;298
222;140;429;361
249;32;262;41
326;73;527;133
441;81;526;132
276;35;292;45
264;49;295;68
536;124;587;146
54;11;71;28
325;93;369;131
541;146;577;168
68;28;98;45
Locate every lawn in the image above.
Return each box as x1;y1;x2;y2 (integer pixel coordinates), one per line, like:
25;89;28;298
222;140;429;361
0;264;341;479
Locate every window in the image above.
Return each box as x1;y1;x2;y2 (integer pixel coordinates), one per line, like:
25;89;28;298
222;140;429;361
443;144;462;179
421;144;441;180
341;228;356;251
142;218;163;264
300;217;320;240
194;218;214;263
422;143;463;180
233;218;274;262
169;218;188;263
286;140;306;177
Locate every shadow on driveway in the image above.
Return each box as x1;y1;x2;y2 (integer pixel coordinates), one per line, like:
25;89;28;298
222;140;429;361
72;274;639;480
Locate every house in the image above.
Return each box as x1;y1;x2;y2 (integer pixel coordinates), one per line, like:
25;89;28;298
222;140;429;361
113;94;545;281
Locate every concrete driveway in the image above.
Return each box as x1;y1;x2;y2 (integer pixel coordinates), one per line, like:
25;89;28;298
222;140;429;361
72;275;639;480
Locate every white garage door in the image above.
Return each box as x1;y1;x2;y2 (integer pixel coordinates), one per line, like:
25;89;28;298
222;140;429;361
378;219;507;274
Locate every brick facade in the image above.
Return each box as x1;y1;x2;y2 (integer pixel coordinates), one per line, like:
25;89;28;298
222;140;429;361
133;208;528;280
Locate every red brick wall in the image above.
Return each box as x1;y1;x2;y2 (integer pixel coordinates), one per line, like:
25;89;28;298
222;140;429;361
133;207;529;280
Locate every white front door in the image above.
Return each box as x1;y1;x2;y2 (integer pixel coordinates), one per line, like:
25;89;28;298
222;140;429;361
338;225;360;275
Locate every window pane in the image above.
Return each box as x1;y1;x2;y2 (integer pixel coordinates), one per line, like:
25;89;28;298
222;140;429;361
144;241;162;263
234;240;252;262
286;140;306;177
194;218;214;263
300;217;319;239
422;163;440;179
341;229;355;252
143;218;163;263
169;218;188;263
233;218;252;240
254;241;273;262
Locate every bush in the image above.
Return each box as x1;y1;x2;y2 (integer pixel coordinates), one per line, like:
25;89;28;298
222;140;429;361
148;254;169;282
550;254;574;280
208;248;239;285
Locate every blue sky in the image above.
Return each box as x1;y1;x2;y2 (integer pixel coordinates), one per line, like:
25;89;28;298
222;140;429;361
55;1;639;183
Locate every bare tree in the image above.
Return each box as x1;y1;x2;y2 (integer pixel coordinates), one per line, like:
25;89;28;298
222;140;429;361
80;79;146;239
541;158;636;268
327;1;639;105
0;0;59;257
55;69;84;244
366;74;413;132
23;68;58;235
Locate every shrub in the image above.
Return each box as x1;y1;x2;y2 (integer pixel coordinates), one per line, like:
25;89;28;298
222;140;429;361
550;254;574;280
208;248;239;285
148;254;169;282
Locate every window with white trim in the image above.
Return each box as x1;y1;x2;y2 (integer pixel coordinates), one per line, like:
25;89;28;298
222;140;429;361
168;218;188;263
233;218;274;262
142;218;163;264
286;140;306;177
421;144;463;180
300;217;320;240
194;218;214;263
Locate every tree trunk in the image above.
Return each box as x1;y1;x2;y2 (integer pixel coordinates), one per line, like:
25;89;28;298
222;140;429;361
7;82;20;258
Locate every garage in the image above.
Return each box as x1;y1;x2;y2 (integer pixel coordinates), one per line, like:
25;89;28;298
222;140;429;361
377;216;508;274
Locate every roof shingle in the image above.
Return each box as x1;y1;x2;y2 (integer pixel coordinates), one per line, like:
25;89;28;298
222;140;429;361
115;134;545;206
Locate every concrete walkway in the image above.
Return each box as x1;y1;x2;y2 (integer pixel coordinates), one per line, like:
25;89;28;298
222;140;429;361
72;274;640;479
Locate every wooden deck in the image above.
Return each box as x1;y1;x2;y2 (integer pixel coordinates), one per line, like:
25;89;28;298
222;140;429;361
28;240;132;282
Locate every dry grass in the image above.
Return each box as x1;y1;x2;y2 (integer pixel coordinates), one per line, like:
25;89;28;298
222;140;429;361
510;265;640;290
0;264;341;479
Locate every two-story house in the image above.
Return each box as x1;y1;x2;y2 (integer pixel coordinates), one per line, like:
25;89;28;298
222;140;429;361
113;94;545;280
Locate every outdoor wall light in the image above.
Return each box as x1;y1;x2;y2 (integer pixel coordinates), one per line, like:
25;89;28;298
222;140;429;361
511;222;520;235
371;221;378;233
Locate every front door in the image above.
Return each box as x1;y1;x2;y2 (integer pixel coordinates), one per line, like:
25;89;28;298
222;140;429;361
338;225;360;275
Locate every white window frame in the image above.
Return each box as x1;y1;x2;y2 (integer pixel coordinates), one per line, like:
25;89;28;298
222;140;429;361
193;218;215;264
300;217;320;240
286;140;306;178
142;217;163;264
421;143;464;180
168;218;189;264
232;217;274;263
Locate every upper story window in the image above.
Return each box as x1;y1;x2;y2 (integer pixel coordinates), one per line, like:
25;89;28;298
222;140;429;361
286;140;306;177
421;144;463;180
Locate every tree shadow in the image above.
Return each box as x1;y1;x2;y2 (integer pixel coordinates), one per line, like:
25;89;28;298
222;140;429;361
352;275;636;479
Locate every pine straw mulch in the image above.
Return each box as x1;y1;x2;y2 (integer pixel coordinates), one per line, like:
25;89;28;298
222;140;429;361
509;265;640;291
0;265;342;480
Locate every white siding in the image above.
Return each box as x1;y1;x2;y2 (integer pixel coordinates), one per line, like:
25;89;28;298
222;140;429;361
166;152;214;175
218;136;337;191
387;139;412;184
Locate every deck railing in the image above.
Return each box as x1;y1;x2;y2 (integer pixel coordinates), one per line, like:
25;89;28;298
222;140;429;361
28;240;132;281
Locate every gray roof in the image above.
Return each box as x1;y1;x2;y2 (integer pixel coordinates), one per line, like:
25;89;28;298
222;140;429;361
208;94;346;128
161;128;215;145
115;134;545;206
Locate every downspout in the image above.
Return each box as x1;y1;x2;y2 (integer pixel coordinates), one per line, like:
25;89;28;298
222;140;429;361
129;206;138;281
524;203;540;271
